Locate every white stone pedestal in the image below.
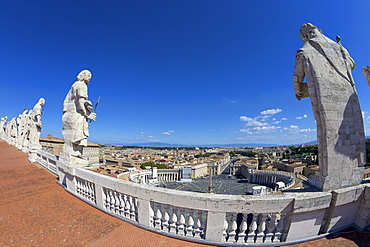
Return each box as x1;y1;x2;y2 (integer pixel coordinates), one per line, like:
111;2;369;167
28;150;37;163
60;155;89;166
308;167;365;191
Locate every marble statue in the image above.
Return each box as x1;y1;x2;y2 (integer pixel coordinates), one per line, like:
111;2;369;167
61;70;96;165
7;117;17;146
21;110;33;153
0;116;7;140
16;110;28;150
28;98;45;162
292;23;365;191
18;110;31;152
362;66;370;85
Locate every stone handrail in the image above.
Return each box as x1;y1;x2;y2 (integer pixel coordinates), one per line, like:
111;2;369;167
36;150;58;175
53;159;370;245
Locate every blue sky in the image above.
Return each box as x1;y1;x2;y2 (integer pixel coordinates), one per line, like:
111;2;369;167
1;0;370;146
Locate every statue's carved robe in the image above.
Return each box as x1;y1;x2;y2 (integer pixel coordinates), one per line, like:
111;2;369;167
62;81;89;147
29;104;42;150
293;35;365;190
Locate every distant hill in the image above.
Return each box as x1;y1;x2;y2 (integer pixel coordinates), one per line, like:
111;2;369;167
101;141;288;148
298;140;318;145
98;137;370;148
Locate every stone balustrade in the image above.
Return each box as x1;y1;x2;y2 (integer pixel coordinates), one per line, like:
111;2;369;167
36;150;58;175
224;212;287;243
35;155;370;245
151;202;206;239
103;187;138;222
76;177;96;204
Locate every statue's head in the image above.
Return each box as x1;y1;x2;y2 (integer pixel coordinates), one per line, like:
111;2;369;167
76;70;92;83
38;98;45;106
299;23;322;42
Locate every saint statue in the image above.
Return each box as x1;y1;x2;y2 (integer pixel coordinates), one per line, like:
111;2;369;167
61;70;96;164
7;117;17;146
292;23;365;191
0;116;7;140
362;66;370;85
28;98;45;152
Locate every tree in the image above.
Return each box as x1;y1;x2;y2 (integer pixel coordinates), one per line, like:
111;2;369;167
140;162;168;169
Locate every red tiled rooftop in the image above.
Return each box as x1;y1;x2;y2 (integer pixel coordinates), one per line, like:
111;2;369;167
0;141;369;246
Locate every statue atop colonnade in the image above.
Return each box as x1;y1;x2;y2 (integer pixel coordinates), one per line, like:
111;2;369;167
60;69;97;165
292;23;365;191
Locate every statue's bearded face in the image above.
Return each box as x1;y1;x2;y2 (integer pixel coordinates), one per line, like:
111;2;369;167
306;28;321;40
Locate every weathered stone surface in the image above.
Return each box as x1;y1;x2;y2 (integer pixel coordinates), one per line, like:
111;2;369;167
17;110;28;150
6;117;17;146
362;65;370;86
0;116;7;139
292;23;365;191
61;70;96;165
28;98;45;162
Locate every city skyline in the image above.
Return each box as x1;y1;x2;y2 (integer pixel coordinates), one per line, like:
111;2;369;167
1;0;369;146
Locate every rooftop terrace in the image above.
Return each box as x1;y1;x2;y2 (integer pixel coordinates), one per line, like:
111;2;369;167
0;141;369;246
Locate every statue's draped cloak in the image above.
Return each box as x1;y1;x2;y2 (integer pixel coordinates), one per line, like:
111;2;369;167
29;104;42;150
62;81;89;146
294;36;365;178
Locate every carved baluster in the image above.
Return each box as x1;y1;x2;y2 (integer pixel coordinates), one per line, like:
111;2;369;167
273;214;284;243
247;215;257;243
79;179;84;197
149;205;155;228
80;180;85;198
129;197;136;221
186;216;194;237
155;209;162;229
118;194;124;216
75;178;80;195
113;192;120;214
105;188;111;210
162;211;170;232
238;216;248;243
91;183;96;204
194;218;203;239
124;195;130;218
102;188;107;210
108;190;114;212
83;182;88;199
86;182;91;201
265;214;276;243
103;189;109;209
91;183;95;202
79;178;83;195
178;214;186;235
89;183;94;202
222;219;228;242
227;214;237;242
90;183;94;202
79;179;83;196
169;213;177;233
255;214;267;243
